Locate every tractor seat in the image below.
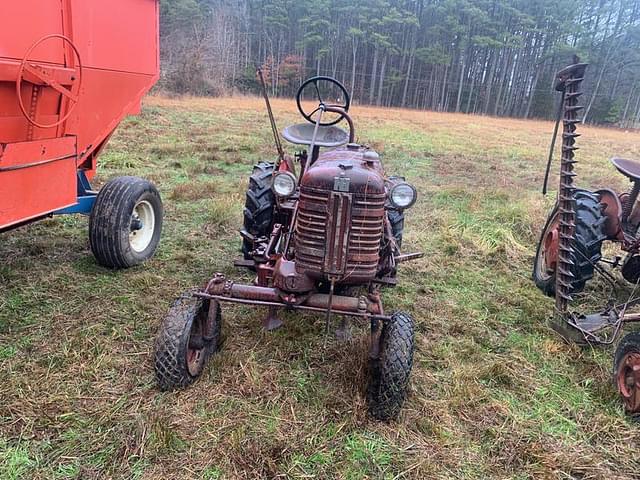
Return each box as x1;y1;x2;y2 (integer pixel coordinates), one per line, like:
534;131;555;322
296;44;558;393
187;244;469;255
282;123;349;147
611;157;640;181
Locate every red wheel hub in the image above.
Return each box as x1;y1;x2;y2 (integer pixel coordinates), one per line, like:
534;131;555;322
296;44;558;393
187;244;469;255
543;227;559;271
617;352;640;413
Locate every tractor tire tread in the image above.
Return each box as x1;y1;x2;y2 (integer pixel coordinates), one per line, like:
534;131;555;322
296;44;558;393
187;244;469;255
367;311;415;421
388;209;405;249
154;291;221;391
533;188;607;297
242;162;275;258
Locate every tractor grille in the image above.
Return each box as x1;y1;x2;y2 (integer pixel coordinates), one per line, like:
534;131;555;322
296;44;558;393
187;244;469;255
295;186;385;283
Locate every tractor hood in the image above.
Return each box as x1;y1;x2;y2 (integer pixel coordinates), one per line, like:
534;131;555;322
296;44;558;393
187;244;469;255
300;144;385;195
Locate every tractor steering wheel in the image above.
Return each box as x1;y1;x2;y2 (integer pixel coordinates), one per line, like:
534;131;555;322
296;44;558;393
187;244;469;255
296;76;350;126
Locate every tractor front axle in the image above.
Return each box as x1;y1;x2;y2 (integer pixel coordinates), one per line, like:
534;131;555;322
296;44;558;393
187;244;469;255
197;273;388;321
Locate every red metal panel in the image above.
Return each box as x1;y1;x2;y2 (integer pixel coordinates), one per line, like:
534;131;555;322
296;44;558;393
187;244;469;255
0;0;159;227
66;67;159;176
0;137;77;228
0;2;64;63
71;0;159;75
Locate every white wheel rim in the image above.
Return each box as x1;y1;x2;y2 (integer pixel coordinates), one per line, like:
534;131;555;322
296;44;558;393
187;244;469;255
129;200;155;253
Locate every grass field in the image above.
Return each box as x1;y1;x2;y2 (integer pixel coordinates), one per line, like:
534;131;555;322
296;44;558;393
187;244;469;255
2;95;640;479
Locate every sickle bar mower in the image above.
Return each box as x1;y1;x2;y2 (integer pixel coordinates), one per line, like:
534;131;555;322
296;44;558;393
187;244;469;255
534;57;640;416
0;0;163;268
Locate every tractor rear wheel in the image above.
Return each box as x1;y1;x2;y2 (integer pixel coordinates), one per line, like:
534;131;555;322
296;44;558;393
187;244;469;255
614;332;640;417
533;189;607;297
154;291;222;391
242;162;275;259
367;311;415;421
89;176;163;269
386;175;406;250
388;209;404;249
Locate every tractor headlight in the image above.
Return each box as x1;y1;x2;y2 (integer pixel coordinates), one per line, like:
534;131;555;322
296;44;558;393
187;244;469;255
272;172;297;197
390;182;417;209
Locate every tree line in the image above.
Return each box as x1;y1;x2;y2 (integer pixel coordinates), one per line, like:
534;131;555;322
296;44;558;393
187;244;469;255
160;0;640;125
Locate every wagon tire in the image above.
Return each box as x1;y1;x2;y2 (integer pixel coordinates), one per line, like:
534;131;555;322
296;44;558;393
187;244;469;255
367;311;415;421
154;291;222;391
89;176;163;269
242;162;276;261
533;189;606;297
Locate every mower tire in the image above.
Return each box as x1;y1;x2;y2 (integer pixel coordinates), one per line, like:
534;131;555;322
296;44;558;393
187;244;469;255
533;189;606;297
367;311;415;421
89;176;163;269
242;162;275;259
154;291;222;391
614;332;640;417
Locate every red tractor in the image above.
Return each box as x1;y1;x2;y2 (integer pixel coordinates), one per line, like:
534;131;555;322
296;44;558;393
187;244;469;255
154;76;422;420
533;58;640;416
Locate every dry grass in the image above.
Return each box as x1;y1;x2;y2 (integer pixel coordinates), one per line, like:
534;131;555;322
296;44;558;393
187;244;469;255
2;94;640;479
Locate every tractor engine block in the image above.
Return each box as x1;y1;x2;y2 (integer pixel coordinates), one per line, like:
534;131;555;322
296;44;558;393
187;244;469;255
295;145;386;284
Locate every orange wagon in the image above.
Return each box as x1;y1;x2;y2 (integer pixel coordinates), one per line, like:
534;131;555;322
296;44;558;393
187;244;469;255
0;0;163;267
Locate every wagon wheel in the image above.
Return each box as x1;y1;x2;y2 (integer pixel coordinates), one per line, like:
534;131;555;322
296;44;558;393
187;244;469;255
16;34;83;129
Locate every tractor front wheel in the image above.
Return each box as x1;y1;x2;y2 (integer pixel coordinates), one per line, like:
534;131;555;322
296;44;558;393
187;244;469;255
367;311;415;421
89;176;163;269
154;291;222;391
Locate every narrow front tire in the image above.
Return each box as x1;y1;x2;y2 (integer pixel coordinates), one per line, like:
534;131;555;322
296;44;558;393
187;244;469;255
154;291;222;391
367;311;415;421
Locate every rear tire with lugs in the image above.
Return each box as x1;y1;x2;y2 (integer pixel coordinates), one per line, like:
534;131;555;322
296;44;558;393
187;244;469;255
154;291;222;391
533;189;606;297
89;176;163;269
242;162;275;259
367;311;415;421
388;209;404;249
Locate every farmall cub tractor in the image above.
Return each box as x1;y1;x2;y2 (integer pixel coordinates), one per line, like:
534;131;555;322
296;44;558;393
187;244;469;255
533;59;640;417
154;76;421;420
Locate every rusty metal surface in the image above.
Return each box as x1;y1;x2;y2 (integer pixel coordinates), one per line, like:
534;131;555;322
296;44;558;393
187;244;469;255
617;351;640;413
595;188;623;239
296;186;385;283
272;258;314;292
202;273;386;319
623;181;640;231
295;148;386;284
323;192;352;275
542;211;560;273
302;146;386;193
554;62;587;313
611;157;640;181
